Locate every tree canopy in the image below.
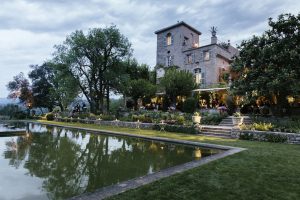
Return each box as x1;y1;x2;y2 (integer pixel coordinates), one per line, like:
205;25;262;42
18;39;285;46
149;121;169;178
231;13;300;115
53;25;132;114
29;64;55;111
160;68;196;107
128;79;157;109
7;72;33;107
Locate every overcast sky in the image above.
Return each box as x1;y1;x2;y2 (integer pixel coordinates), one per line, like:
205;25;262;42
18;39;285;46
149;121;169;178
0;0;299;98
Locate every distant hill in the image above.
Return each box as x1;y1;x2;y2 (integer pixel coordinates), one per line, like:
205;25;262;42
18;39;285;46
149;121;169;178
0;98;19;105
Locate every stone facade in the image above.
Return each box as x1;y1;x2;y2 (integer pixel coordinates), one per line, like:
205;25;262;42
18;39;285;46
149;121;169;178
155;21;239;88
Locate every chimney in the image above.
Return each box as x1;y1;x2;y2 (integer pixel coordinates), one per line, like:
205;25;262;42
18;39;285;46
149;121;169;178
210;26;217;44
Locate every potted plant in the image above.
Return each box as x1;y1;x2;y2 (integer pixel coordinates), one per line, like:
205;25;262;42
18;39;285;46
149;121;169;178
232;112;244;126
192;112;201;124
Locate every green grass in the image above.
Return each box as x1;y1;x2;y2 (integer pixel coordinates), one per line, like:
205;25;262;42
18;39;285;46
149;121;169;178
38;120;300;200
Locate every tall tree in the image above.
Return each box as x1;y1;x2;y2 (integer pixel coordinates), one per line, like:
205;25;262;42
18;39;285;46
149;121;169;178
160;68;196;108
231;13;300;115
28;64;55;111
53;25;132;114
113;59;155;108
48;62;79;110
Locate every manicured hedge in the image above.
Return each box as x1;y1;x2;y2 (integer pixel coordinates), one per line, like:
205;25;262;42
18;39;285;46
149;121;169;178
152;124;197;134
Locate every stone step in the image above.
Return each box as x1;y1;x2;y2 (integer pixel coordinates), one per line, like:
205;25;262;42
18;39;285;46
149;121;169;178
219;116;252;126
219;122;233;125
202;126;232;130
201;129;231;134
198;132;232;138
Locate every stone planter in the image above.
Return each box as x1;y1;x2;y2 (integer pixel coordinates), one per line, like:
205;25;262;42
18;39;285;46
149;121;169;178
232;117;244;126
192;116;201;124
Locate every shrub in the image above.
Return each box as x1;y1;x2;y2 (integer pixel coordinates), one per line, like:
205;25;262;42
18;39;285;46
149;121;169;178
89;113;97;120
14;111;27;119
176;115;185;125
265;134;287;143
132;114;153;123
239;132;254;140
183;97;197;113
201;113;224;125
153;124;197;134
46;113;55;121
78;112;90;119
52;106;61;113
253;122;273;131
265;134;288;143
101;114;115;121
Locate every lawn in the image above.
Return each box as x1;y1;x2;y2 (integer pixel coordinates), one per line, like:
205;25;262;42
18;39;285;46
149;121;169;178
38;120;300;200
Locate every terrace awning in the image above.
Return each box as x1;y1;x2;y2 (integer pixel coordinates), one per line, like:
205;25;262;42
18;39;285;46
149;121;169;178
192;87;230;92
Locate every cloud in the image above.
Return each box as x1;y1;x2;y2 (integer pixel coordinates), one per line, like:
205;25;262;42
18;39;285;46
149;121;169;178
0;0;299;97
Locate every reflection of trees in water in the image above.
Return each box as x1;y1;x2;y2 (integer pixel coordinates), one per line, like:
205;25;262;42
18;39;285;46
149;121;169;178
4;127;195;199
4;134;33;168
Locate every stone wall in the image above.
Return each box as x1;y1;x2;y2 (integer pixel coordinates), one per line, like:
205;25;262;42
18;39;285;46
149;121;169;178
55;117;154;129
231;128;300;144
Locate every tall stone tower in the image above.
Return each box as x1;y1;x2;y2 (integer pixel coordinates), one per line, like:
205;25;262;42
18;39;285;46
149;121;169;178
155;21;201;69
155;21;238;88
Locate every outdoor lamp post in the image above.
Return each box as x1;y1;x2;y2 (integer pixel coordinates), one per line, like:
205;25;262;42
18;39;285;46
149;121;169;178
26;101;32;117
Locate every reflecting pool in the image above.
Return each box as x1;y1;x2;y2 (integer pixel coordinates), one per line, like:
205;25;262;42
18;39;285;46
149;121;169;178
0;123;222;200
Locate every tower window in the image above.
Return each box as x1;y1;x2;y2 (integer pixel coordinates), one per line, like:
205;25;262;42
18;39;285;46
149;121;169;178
204;51;210;61
166;33;172;46
183;36;189;46
186;54;193;64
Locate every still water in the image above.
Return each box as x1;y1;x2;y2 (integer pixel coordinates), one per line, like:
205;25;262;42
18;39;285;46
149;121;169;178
0;123;221;200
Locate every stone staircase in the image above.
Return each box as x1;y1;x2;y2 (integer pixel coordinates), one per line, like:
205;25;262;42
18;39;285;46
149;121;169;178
218;116;252;127
198;125;232;138
196;116;253;138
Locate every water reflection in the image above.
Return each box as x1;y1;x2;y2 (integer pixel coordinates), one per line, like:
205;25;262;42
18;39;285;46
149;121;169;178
0;123;221;200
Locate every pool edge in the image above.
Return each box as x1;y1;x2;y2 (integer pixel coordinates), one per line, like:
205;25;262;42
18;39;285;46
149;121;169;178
30;122;246;200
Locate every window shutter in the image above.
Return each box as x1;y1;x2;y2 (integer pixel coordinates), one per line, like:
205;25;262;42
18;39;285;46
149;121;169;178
171;35;174;45
184;56;187;65
165;57;168;66
171;56;174;66
200;52;203;61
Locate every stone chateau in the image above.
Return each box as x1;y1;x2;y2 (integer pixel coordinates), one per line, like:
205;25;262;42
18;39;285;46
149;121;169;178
155;21;238;89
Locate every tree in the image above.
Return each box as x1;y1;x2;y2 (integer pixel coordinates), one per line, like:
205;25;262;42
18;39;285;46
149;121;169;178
231;13;300;115
160;68;196;108
7;72;33;107
128;79;157;109
48;62;79;111
29;64;55;111
114;59;156;108
53;25;132;114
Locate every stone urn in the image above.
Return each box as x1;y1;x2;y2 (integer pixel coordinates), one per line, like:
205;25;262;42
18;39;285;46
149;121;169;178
232;112;244;126
192;112;201;124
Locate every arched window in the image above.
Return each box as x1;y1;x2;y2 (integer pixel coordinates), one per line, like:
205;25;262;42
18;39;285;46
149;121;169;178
166;33;172;46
